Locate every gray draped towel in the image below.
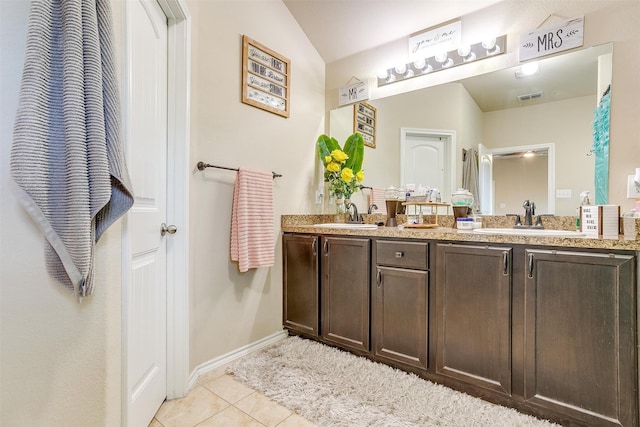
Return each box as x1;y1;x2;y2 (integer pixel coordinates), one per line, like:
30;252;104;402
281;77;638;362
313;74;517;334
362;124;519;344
462;148;480;214
10;0;134;299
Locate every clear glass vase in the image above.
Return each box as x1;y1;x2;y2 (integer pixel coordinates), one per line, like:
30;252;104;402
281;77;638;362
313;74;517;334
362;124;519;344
335;196;345;213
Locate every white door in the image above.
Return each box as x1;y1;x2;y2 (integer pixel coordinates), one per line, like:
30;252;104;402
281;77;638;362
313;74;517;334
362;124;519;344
400;129;455;204
478;144;494;214
125;1;169;426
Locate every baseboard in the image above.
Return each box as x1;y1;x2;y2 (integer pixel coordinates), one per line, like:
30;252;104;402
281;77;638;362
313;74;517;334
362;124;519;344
187;329;288;391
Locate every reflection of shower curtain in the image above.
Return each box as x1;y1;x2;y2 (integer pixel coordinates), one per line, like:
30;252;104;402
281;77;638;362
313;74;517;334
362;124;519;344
462;148;480;213
593;86;611;205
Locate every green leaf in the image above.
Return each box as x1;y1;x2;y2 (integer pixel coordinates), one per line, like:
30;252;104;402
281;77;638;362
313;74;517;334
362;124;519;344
343;133;364;173
316;134;340;164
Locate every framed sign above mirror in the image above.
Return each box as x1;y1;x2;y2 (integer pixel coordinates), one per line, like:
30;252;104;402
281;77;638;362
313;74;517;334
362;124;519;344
354;102;376;148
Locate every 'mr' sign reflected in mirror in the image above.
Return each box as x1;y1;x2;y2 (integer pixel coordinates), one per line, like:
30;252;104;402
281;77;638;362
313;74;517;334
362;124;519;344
330;43;613;216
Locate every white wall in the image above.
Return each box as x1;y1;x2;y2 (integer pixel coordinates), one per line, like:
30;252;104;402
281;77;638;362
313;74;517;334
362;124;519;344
186;0;324;370
0;1;123;426
1;0;325;425
494;155;548;215
326;1;640;211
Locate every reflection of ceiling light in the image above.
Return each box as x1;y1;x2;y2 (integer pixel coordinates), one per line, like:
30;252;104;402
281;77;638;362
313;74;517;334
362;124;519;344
523;151;535;158
515;61;540;79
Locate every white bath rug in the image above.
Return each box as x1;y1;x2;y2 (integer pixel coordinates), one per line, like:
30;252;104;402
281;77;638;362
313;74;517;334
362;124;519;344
228;336;559;427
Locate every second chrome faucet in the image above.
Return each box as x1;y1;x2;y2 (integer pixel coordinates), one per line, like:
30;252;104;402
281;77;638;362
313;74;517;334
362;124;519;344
514;199;544;228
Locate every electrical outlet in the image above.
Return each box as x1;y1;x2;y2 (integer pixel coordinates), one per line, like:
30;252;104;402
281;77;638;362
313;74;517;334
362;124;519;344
315;190;324;205
627;175;640;198
556;189;572;199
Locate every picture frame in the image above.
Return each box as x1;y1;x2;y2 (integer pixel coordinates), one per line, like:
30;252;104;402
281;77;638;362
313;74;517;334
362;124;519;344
353;101;376;148
242;35;290;118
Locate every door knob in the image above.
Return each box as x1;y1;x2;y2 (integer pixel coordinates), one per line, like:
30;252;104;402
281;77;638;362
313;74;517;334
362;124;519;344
161;223;177;236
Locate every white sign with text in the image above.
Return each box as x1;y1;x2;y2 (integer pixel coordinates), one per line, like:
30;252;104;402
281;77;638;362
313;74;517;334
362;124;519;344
338;80;369;106
409;20;461;59
519;16;584;62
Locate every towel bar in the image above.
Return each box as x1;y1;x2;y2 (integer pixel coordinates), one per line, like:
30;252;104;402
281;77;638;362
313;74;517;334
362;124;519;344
197;161;282;179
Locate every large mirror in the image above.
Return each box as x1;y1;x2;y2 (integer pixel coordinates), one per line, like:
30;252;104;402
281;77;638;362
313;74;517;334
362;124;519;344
330;43;613;216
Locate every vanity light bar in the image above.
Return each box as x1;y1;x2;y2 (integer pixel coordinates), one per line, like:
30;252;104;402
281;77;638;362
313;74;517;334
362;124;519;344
377;35;507;87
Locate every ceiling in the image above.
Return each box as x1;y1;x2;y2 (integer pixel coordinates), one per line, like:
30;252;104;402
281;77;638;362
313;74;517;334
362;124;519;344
283;1;608;112
282;0;505;64
460;43;609;111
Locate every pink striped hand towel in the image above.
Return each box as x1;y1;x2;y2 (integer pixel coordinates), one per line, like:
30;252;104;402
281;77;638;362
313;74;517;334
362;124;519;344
230;168;275;272
370;188;387;215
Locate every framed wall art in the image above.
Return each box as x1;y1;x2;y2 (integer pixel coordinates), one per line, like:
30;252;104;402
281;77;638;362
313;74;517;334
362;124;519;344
354;101;376;148
241;35;290;118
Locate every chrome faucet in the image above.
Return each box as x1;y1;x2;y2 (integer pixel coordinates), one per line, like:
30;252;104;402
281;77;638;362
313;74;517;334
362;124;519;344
514;199;545;228
368;203;378;214
346;202;363;223
523;200;535;226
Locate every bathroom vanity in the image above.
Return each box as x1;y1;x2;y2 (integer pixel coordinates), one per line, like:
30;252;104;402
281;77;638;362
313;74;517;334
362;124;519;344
282;215;640;426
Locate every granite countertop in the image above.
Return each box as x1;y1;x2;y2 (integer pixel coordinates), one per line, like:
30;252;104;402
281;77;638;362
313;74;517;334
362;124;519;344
282;214;640;251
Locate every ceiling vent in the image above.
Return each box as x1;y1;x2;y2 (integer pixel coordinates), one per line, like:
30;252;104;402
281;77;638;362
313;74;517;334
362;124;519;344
517;91;543;101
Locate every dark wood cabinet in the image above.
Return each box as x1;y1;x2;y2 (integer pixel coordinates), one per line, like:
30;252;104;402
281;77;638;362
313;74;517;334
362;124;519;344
435;243;513;397
282;234;319;337
373;240;429;370
523;249;637;426
283;232;639;426
321;236;371;353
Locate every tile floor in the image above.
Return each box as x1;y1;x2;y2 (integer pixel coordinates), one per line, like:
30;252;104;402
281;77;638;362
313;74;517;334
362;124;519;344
149;363;318;427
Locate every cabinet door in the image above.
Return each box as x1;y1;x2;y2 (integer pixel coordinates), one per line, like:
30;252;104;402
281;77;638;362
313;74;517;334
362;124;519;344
435;243;512;396
283;234;319;336
321;236;370;353
374;266;428;370
524;249;636;426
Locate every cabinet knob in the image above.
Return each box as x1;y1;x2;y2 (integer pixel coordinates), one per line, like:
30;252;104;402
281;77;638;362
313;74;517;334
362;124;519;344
395;251;404;258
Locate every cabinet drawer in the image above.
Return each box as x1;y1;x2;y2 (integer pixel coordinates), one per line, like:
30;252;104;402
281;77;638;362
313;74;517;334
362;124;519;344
376;240;428;270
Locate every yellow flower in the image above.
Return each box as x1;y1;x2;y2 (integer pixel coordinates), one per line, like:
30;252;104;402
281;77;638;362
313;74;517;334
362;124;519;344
327;162;341;172
356;170;365;182
331;149;349;163
324;155;332;164
341;168;354;183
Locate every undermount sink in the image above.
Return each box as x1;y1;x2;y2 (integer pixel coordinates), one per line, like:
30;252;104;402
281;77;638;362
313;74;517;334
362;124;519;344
473;228;585;237
312;223;378;230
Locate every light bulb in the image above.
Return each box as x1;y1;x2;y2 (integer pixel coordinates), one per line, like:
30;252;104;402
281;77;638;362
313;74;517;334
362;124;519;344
482;37;496;50
434;52;448;63
377;68;389;80
394;64;407;75
457;44;476;62
457;45;471;57
413;58;426;70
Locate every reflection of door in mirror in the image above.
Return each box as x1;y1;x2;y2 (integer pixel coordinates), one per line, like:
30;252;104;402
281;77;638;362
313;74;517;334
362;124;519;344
400;129;455;207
